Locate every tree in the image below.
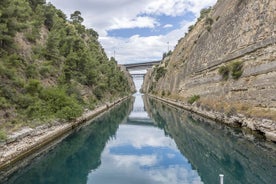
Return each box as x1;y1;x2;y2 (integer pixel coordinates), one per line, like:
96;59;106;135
70;10;84;24
28;0;46;10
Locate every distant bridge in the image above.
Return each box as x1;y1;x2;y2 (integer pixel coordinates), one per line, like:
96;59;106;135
123;60;161;71
131;74;145;78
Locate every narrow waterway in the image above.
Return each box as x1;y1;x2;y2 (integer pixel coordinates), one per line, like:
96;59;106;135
6;93;276;184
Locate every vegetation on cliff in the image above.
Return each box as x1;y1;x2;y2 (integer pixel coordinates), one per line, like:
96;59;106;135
0;0;133;138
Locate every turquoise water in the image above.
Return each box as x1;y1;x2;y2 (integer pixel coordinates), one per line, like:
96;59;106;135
7;94;276;184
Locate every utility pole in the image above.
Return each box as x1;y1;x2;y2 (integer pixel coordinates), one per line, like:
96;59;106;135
113;50;116;59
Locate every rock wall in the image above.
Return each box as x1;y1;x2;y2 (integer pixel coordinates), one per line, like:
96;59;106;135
142;0;276;141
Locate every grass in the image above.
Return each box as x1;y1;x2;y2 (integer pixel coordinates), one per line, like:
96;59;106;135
199;97;276;121
188;95;200;104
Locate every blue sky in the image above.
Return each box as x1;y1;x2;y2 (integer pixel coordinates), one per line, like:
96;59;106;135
47;0;217;64
108;12;195;38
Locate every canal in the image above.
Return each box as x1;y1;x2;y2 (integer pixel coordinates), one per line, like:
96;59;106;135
6;93;276;184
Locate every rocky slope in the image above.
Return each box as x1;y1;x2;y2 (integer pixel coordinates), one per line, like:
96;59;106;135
142;0;276;141
0;0;135;140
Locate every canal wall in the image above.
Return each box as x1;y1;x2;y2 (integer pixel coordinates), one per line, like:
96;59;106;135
148;94;276;142
0;96;131;180
142;0;276;141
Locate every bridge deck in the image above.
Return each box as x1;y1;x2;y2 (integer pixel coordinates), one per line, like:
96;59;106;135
123;60;161;70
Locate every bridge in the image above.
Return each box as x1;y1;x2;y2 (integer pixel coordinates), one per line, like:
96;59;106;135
123;60;161;71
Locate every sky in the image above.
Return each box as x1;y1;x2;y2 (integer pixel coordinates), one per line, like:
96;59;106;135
46;0;217;64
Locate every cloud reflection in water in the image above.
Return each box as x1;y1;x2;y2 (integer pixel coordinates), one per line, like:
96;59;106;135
87;124;203;184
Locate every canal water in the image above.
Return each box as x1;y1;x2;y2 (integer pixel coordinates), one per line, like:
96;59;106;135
7;93;276;184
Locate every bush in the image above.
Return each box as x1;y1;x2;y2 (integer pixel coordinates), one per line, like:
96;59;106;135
26;64;38;79
231;61;243;79
205;17;213;25
88;96;97;110
17;94;36;109
0;97;10;109
188;25;194;32
56;105;83;121
188;95;200;104
154;66;166;81
39;65;52;77
25;79;42;95
218;65;230;80
198;7;212;21
37;87;83;120
0;130;7;141
218;61;243;80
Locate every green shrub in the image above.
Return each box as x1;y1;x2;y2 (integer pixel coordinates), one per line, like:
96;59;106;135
231;61;243;79
205;17;213;25
0;85;17;102
17;94;36;108
37;87;83;120
219;61;243;80
56;105;83;121
188;95;200;104
161;90;165;96
88;96;97;110
0;97;11;109
188;25;194;32
218;65;230;80
25;31;37;43
26;64;38;79
154;66;166;81
198;7;212;21
0;130;7;141
94;86;104;100
0;63;15;80
39;65;52;77
25;79;42;95
13;78;25;88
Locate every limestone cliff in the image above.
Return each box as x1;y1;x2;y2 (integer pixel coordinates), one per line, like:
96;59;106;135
142;0;276;141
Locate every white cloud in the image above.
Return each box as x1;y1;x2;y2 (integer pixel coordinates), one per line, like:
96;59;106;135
87;123;204;184
107;125;177;149
47;0;217;64
144;0;188;16
100;21;192;64
109;16;159;30
163;24;173;28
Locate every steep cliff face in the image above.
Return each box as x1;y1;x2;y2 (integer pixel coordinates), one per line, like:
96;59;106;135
142;0;276;141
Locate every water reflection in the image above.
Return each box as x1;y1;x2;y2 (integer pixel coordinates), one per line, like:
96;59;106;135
8;99;133;184
144;96;276;184
7;94;276;184
87;94;203;184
